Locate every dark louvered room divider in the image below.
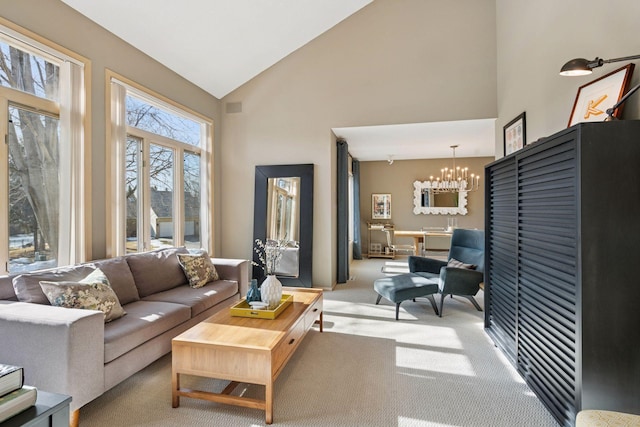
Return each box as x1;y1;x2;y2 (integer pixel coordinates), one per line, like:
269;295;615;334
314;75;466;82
484;121;640;427
485;156;517;364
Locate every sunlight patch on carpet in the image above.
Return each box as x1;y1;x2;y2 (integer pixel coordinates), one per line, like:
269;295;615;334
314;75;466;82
397;346;476;377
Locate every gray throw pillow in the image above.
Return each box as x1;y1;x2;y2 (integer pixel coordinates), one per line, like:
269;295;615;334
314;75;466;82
125;247;189;297
12;265;95;304
89;256;140;305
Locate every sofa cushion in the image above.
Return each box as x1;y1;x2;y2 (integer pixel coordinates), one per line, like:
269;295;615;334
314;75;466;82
142;279;238;317
0;276;17;300
103;300;190;363
125;247;189;298
39;269;126;323
12;265;95;304
89;257;140;305
177;252;219;288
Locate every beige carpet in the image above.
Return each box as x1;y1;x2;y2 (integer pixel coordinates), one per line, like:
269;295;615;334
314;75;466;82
80;258;558;426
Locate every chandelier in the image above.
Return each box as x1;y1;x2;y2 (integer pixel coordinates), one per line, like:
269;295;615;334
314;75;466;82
428;145;480;194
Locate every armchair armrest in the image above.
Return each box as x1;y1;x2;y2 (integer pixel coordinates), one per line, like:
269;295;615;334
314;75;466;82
409;256;447;274
0;302;104;412
439;267;483;295
211;258;250;296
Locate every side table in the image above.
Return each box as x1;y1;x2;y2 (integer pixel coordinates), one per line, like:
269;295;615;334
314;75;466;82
0;391;71;427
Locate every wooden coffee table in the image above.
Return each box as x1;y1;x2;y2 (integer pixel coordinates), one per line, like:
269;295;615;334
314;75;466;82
171;287;323;424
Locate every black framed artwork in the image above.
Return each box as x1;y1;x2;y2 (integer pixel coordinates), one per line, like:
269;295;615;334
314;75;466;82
503;112;526;156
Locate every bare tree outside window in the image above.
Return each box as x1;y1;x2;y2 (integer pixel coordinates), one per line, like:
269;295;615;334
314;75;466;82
123;94;202;253
1;42;60;273
125;95;200;146
183;151;201;248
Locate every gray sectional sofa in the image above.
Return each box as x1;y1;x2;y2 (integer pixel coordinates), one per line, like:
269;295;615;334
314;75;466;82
0;247;249;419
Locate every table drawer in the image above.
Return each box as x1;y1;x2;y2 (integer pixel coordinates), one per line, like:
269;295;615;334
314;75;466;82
272;318;305;375
304;297;323;330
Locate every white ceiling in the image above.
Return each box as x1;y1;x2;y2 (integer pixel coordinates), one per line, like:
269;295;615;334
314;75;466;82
60;0;372;99
61;0;496;161
334;119;497;162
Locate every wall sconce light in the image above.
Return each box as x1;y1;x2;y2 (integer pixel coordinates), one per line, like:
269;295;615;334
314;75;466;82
559;54;640;76
561;54;640;121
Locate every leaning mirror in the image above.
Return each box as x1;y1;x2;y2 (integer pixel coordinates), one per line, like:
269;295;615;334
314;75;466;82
253;164;314;287
412;180;468;215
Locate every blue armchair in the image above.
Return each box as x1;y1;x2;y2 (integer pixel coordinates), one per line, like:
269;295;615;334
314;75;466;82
408;228;484;317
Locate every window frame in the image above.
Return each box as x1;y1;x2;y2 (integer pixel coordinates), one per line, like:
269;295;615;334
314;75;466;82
0;18;91;275
106;71;214;257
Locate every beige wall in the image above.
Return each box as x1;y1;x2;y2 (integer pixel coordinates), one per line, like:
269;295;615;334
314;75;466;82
221;0;497;288
359;157;492;252
496;0;640;154
0;0;222;260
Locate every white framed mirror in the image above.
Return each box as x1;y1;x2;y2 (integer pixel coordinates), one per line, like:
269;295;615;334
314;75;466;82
412;180;468;215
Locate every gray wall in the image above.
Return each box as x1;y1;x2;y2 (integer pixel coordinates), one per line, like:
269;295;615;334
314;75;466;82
0;0;222;260
359;157;493;252
221;0;497;288
496;0;640;154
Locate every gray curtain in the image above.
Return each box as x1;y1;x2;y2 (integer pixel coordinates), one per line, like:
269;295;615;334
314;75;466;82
337;139;349;283
352;159;362;260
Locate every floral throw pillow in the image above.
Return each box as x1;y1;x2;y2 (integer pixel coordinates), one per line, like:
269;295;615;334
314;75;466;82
177;252;219;288
39;268;126;322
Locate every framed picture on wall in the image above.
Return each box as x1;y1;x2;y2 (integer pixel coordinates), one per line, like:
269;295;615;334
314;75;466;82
371;193;391;219
568;64;634;127
503;112;526;156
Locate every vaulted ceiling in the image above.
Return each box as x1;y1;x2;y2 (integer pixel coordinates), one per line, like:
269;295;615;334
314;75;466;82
61;0;372;99
60;0;496;160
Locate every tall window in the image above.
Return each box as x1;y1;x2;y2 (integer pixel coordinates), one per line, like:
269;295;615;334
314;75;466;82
0;22;87;274
109;74;212;255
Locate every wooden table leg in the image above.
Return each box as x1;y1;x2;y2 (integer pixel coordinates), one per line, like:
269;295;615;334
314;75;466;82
413;237;421;255
265;380;273;424
70;409;79;427
172;371;180;407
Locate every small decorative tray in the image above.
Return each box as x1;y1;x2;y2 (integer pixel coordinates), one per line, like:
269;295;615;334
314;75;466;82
230;294;293;319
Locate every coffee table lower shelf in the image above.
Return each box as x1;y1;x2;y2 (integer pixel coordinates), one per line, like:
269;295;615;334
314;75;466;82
171;288;323;424
174;381;266;410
